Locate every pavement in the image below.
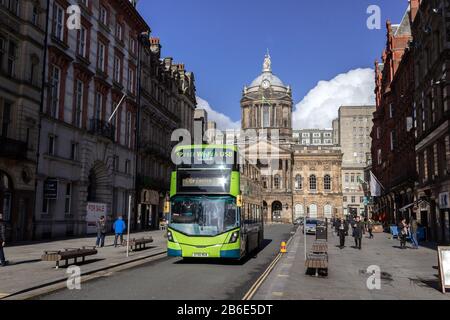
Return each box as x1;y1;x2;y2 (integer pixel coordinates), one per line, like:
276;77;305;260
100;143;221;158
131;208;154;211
35;224;294;300
252;227;450;300
0;230;167;299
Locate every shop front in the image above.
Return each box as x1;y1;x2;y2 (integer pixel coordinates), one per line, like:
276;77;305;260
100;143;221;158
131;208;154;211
139;189;161;230
0;170;34;242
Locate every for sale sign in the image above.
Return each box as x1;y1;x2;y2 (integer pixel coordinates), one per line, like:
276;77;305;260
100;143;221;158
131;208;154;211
86;202;107;234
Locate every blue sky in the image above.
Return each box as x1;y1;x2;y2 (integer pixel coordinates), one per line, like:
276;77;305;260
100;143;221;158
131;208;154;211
137;0;408;129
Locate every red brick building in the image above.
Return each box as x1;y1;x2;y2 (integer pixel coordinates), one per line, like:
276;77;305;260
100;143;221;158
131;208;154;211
412;0;450;244
371;4;417;224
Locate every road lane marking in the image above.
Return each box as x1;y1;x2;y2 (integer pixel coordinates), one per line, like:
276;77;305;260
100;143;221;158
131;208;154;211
242;228;298;300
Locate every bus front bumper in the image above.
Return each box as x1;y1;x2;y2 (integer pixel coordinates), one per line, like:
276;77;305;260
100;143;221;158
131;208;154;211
167;229;241;259
168;243;241;259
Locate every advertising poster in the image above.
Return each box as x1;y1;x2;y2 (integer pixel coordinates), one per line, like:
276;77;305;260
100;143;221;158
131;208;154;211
86;202;107;234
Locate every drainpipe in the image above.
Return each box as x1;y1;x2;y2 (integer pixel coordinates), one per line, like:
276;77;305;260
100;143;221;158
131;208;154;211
33;0;51;241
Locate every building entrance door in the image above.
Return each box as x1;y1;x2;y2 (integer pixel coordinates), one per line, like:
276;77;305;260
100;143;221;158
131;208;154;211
272;201;282;222
0;171;13;241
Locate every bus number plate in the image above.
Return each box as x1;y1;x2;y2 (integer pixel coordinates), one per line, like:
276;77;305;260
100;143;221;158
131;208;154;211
193;253;209;257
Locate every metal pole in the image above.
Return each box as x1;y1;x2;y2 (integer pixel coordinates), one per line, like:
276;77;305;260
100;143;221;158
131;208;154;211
108;94;127;123
304;198;307;261
126;194;132;257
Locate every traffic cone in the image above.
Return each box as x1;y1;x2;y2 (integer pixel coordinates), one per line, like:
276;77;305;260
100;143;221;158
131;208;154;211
280;241;287;253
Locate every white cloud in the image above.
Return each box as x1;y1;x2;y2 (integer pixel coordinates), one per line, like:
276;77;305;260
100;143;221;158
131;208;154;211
293;68;376;129
196;96;241;130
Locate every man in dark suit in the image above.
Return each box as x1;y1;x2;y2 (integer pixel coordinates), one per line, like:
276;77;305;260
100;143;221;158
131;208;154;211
352;216;365;250
337;218;349;249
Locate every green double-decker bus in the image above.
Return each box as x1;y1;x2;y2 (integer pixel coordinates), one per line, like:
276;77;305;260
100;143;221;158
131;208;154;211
167;144;264;260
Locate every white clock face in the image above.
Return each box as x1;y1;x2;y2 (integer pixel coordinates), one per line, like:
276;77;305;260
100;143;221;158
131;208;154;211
262;80;270;89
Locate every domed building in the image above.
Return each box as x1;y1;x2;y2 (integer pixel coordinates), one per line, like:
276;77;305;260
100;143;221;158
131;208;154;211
240;53;344;224
241;53;293;142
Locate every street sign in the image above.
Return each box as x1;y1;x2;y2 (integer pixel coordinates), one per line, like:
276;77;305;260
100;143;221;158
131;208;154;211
437;246;450;294
164;201;170;214
439;192;449;209
236;195;243;207
363;196;369;206
44;178;58;199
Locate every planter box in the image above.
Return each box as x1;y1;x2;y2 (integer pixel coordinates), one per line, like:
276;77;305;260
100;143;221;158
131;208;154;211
372;225;384;233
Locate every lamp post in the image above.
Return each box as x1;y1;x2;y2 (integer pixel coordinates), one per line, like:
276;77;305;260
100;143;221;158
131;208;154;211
304;197;307;261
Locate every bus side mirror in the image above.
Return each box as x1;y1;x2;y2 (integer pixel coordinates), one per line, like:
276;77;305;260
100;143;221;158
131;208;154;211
236;195;243;208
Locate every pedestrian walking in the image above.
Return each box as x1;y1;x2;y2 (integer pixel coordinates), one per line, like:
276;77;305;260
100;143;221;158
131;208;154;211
337;218;349;248
333;218;338;236
409;212;419;249
113;216;126;247
367;218;374;239
0;213;9;266
96;216;107;248
352;216;364;250
398;218;408;249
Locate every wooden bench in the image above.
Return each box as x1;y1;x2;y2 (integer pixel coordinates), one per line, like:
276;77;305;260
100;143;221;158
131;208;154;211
124;237;153;252
42;246;98;269
305;253;328;277
311;242;328;254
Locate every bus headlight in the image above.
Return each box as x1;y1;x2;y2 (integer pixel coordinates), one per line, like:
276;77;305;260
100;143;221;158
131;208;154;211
229;231;239;243
167;231;174;242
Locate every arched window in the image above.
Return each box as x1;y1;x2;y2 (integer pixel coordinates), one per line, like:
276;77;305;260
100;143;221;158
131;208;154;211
274;175;281;189
324;175;331;191
324;204;332;218
309;175;317;190
294;175;302;190
309;204;318;218
294;204;304;219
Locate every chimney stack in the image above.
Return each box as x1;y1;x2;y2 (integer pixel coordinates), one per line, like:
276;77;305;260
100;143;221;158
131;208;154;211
150;37;161;55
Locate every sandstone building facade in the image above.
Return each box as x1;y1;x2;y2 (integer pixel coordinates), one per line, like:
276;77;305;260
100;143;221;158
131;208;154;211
240;54;343;223
0;0;46;241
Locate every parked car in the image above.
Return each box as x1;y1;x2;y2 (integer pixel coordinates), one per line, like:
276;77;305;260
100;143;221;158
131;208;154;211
294;217;304;226
303;219;318;234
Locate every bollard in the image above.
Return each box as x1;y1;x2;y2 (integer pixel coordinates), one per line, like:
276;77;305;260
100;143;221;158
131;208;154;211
280;241;287;253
